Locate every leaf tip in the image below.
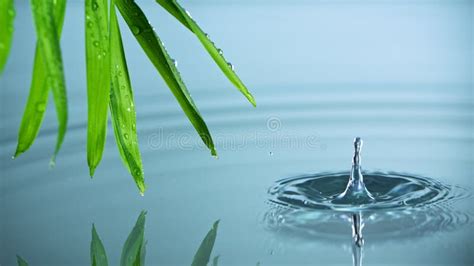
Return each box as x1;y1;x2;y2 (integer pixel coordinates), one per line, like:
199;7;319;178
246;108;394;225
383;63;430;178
89;166;96;178
211;148;218;158
247;94;257;107
49;158;56;169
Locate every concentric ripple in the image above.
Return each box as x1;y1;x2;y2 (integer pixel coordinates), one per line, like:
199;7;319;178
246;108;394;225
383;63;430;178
268;171;470;211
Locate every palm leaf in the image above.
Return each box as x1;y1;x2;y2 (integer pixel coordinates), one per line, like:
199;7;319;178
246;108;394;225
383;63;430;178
109;1;146;194
120;211;147;266
156;0;256;107
115;0;216;156
29;0;68;164
14;0;66;159
0;0;15;74
91;224;109;266
191;220;219;266
85;0;111;176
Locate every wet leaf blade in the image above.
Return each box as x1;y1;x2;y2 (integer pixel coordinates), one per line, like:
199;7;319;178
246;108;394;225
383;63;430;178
85;0;111;176
120;211;147;266
191;220;219;266
109;2;146;194
156;0;256;106
15;0;66;158
91;225;109;266
0;0;15;74
16;255;28;266
30;0;68;163
115;0;216;156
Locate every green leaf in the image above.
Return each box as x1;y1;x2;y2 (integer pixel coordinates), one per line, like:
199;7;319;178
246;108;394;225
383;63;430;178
0;0;15;74
16;255;28;266
191;220;219;266
120;211;147;266
115;0;216;156
109;2;146;194
14;0;66;159
85;0;111;176
156;0;256;107
91;224;109;266
29;0;68;164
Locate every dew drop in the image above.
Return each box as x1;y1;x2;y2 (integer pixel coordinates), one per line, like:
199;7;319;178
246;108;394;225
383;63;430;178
131;25;141;35
134;168;141;176
120;85;126;90
118;71;123;77
93;40;99;47
36;102;46;112
227;62;235;71
126;107;131;112
217;49;223;55
8;8;15;17
124;133;129;140
185;9;192;18
171;59;178;67
87;21;93;28
91;1;99;11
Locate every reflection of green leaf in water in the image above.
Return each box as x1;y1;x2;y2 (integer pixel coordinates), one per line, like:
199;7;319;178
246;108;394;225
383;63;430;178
120;211;147;266
16;255;28;266
0;0;15;74
91;224;109;266
191;220;219;266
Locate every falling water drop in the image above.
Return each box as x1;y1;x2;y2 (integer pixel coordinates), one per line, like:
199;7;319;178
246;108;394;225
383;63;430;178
269;151;273;156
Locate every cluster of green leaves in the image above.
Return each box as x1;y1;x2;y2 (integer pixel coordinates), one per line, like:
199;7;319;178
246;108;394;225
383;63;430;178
18;211;223;266
3;0;255;194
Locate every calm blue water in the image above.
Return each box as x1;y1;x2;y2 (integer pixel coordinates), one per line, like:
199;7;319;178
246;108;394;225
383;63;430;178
1;0;473;265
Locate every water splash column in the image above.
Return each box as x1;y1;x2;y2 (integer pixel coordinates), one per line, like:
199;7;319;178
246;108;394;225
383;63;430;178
334;137;374;204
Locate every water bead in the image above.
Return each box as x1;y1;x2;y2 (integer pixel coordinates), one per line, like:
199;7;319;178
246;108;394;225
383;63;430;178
131;25;141;35
36;102;46;112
